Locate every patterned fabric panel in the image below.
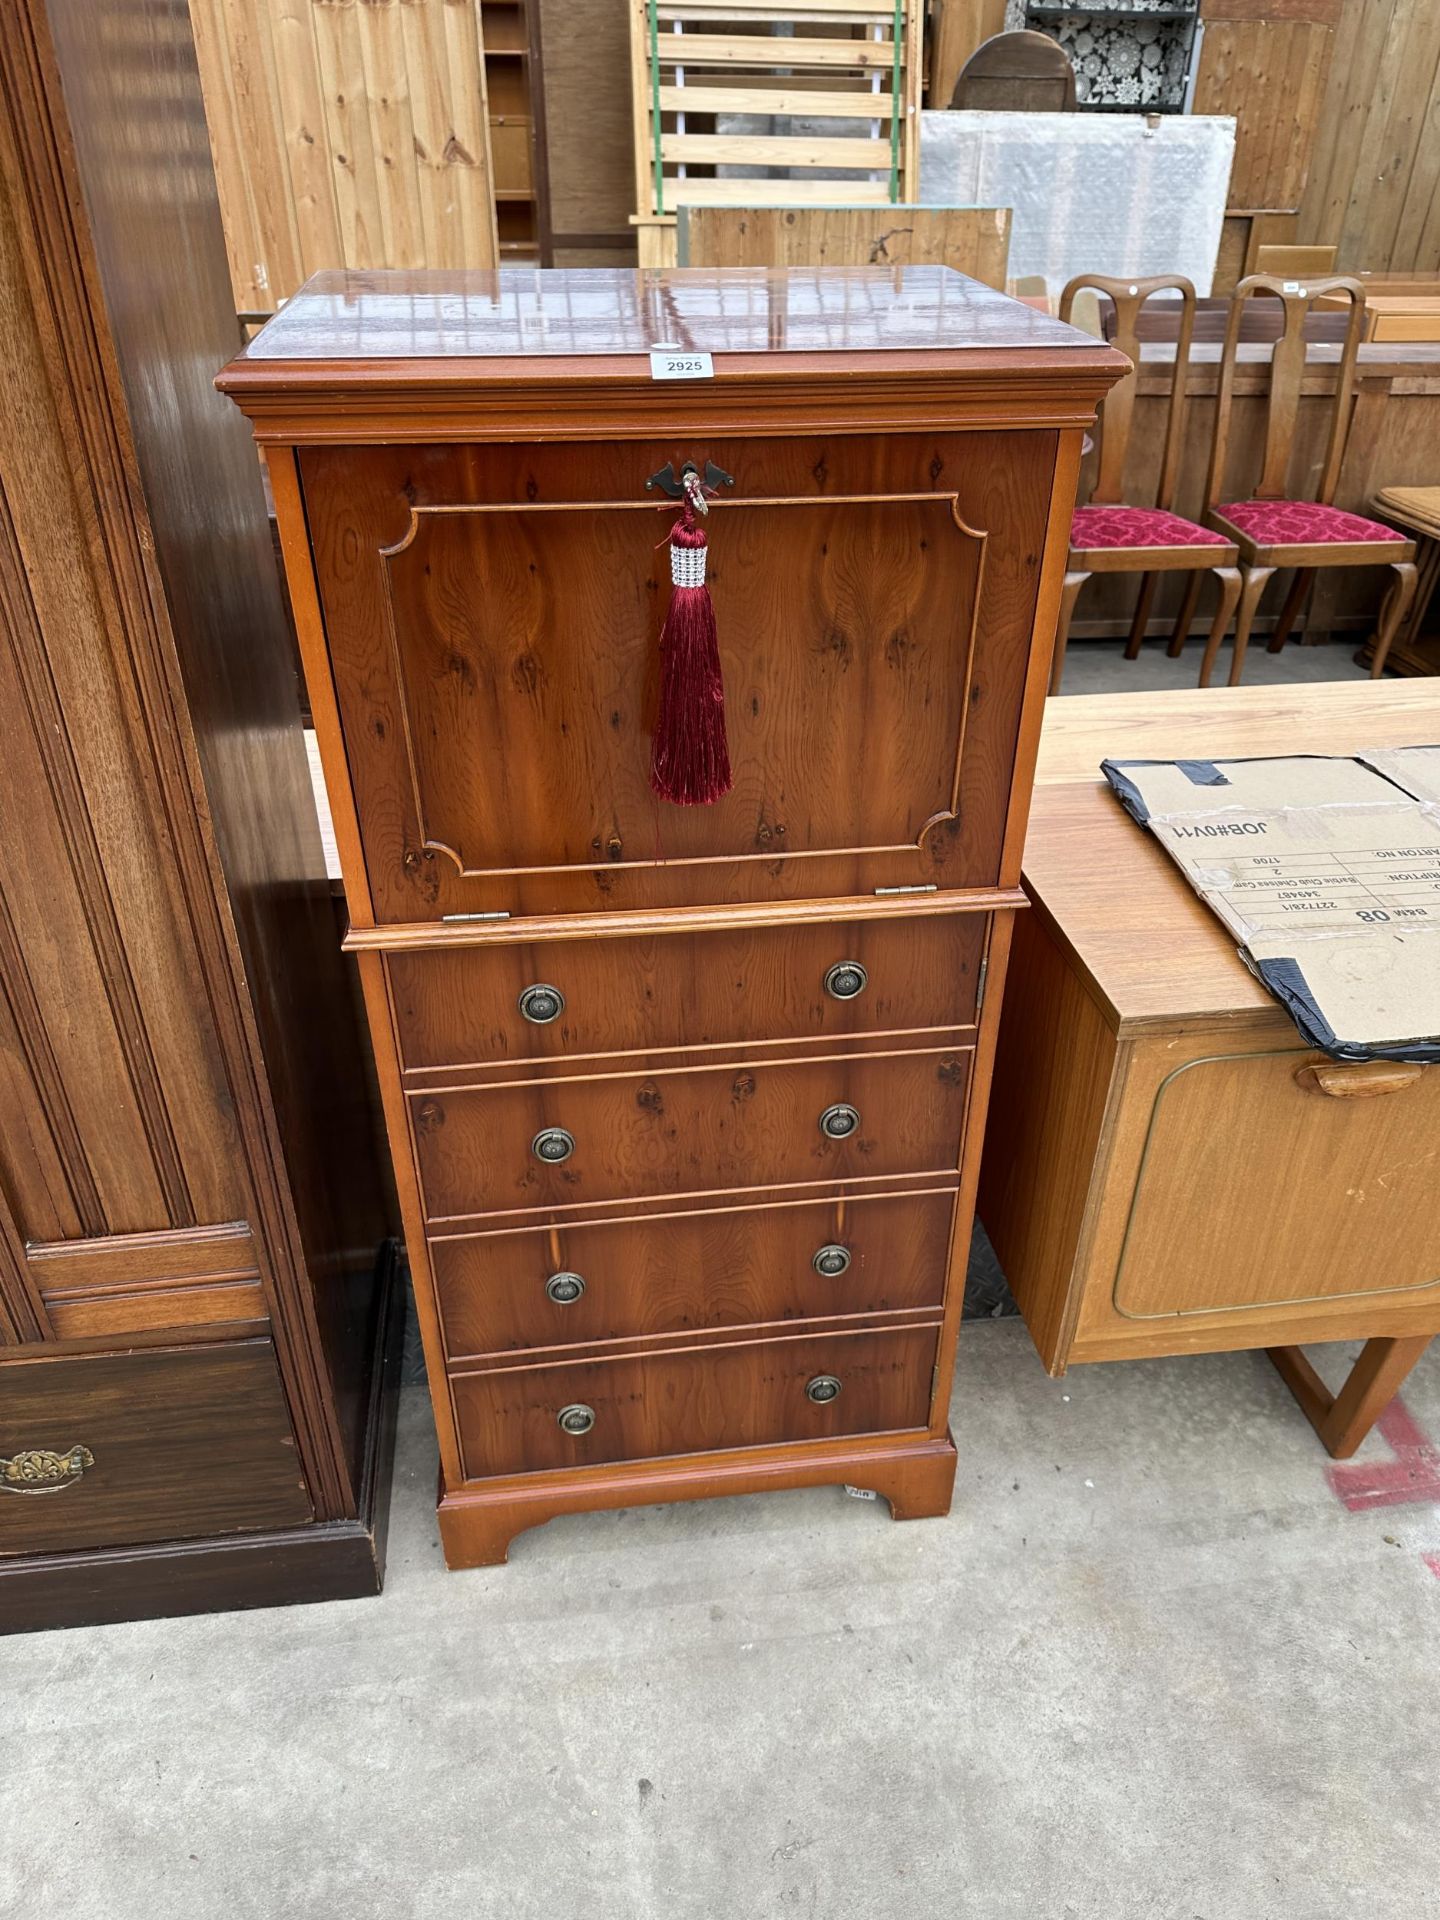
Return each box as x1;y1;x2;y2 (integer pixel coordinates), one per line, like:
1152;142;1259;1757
1219;500;1407;545
1071;505;1228;550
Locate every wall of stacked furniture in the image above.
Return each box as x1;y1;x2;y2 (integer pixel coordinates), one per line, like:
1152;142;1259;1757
182;0;1440;658
189;1;1440;307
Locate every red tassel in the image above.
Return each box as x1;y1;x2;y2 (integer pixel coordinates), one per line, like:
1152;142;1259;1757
650;507;733;807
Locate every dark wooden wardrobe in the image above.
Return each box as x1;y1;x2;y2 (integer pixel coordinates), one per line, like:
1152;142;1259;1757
222;266;1124;1568
0;0;399;1632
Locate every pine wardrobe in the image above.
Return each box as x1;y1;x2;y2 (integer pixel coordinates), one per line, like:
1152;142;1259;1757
221;268;1124;1567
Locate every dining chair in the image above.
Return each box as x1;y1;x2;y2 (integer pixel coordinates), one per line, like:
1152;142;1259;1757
1051;274;1241;693
1202;274;1418;686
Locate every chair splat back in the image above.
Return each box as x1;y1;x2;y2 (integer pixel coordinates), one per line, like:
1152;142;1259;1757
1059;274;1196;510
1206;275;1366;512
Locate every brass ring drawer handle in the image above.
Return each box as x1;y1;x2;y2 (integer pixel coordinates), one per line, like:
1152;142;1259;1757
546;1271;586;1305
806;1375;842;1406
518;983;565;1025
812;1243;852;1277
819;1103;860;1140
532;1127;576;1164
557;1403;595;1436
1;1445;94;1495
824;961;868;1002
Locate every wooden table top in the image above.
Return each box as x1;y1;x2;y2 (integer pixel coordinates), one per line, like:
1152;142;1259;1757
1025;682;1440;1034
1376;485;1440;541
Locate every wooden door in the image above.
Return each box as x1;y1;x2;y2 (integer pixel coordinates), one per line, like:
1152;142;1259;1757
1112;1048;1440;1320
300;427;1057;922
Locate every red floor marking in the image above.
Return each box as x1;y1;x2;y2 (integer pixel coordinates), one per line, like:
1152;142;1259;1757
1325;1398;1440;1513
1423;1552;1440;1582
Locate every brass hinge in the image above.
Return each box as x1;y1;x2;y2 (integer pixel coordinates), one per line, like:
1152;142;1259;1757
976;955;989;1011
441;910;510;923
874;882;938;896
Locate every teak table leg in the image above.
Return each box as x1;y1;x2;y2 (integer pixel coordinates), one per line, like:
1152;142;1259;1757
1267;1336;1434;1460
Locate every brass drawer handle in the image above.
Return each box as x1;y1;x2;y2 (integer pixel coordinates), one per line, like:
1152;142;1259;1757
518;983;565;1025
532;1127;576;1164
806;1375;842;1406
557;1403;595;1436
1294;1060;1423;1099
1;1445;94;1495
824;961;868;1002
819;1103;860;1140
546;1271;586;1305
812;1243;852;1278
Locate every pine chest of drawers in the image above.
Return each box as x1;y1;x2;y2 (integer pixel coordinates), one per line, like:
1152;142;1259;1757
221;267;1124;1566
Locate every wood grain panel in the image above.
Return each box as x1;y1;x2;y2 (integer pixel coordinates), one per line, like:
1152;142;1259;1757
452;1321;938;1478
31;1221;266;1339
1114;1048;1440;1320
0;1340;311;1557
1034;682;1440;788
379;494;978;876
0;94;247;1242
683;205;1011;286
927;0;1010;107
410;1049;971;1221
387;912;985;1070
1297;0;1440;273
1193;7;1338;212
299;429;1055;921
433;1187;956;1358
977;903;1118;1373
1016;780;1280;1031
187;0;499;312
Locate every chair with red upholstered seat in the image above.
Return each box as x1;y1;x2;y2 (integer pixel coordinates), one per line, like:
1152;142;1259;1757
1202;274;1418;685
1051;274;1240;693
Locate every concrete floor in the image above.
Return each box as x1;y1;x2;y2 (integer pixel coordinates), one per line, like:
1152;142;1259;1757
4;1322;1439;1920
1059;630;1373;695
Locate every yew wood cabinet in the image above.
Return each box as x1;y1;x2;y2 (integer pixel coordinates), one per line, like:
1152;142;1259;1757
220;268;1126;1566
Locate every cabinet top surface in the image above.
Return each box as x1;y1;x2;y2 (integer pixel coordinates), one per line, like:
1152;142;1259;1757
1026;683;1440;1034
234;267;1098;365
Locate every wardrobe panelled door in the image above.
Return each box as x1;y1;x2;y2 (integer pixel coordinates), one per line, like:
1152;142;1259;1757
219;266;1126;1567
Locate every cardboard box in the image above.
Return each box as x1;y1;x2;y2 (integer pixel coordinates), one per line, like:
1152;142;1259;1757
1103;747;1440;1061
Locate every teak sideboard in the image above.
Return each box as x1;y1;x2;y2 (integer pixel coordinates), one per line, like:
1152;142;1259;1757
981;681;1440;1459
0;0;399;1633
221;267;1126;1566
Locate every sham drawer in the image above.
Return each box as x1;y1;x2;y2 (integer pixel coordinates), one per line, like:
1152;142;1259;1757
387;913;986;1071
0;1340;313;1559
434;1188;957;1359
452;1323;939;1479
411;1047;972;1221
